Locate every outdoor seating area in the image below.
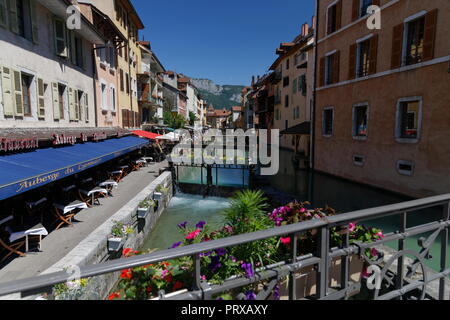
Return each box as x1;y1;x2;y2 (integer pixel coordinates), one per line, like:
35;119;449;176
0;149;163;266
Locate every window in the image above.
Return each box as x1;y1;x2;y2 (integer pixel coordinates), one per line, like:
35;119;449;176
285;120;288;131
54;19;67;57
353;155;365;166
286;59;290;70
397;160;414;176
396;98;421;141
284;95;289;108
360;0;372;18
353;104;368;138
299;75;307;96
110;86;116;112
327;1;341;35
16;0;32;40
126;73;130;94
120;69;124;91
58;84;66;119
322;108;334;136
405;16;425;65
325;54;335;85
77;90;83;120
74;36;84;68
283;76;289;87
356;39;371;77
101;83;107;110
292;78;297;94
20;73;32;116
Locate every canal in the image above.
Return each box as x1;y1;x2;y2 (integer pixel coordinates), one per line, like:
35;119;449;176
144;149;449;272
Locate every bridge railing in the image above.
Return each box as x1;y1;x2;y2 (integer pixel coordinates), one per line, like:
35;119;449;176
0;194;449;300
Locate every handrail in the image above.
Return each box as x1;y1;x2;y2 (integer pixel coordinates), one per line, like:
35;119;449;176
0;193;449;298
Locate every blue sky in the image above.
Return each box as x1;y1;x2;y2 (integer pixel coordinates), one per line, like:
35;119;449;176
133;0;315;86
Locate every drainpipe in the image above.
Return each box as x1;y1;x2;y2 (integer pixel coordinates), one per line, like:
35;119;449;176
91;46;100;128
310;0;320;171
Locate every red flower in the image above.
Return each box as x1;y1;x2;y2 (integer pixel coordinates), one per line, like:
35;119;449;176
280;237;291;246
120;269;133;280
186;229;201;240
146;286;153;294
173;281;183;291
165;275;173;283
122;248;138;257
108;292;120;300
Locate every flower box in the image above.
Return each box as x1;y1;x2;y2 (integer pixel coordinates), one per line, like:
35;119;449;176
108;237;125;253
137;207;150;220
153;192;163;201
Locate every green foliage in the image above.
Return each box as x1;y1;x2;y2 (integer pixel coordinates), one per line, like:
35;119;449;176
110;221;134;238
163;111;185;129
188;112;197;126
156;185;170;195
139;199;156;209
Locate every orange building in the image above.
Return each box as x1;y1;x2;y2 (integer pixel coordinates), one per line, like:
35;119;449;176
314;0;450;198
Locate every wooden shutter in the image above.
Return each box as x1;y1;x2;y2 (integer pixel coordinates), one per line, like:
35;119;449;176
37;78;45;118
351;0;360;21
327;6;333;35
319;57;325;86
9;0;18;34
335;0;342;30
30;0;38;44
84;93;89;122
332;51;340;84
12;70;23;116
1;66;14;116
369;34;379;75
391;23;404;69
52;83;60;120
348;43;357;80
68;87;75;120
423;9;438;62
0;0;7;28
74;90;80;120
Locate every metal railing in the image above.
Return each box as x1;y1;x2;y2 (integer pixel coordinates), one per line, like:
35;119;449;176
0;194;449;300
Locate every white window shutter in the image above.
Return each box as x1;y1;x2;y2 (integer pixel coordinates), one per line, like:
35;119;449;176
12;70;23;116
37;78;45;119
0;0;7;28
68;87;75;120
8;0;18;34
1;66;14;116
30;0;38;44
52;82;60;119
84;93;89;122
74;90;80;121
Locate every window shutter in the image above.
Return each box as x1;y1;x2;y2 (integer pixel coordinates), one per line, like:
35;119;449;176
0;0;7;28
351;0;359;21
1;66;14;116
335;0;342;30
391;23;404;69
292;78;297;94
332;51;340;84
319;57;325;86
68;87;75;120
84;93;89;122
37;78;45;118
52;83;60;120
30;0;38;44
348;43;357;80
9;0;18;34
423;9;438;62
74;90;80;121
327;7;333;35
301;75;307;96
369;34;378;75
54;19;67;57
12;70;23;116
69;31;76;65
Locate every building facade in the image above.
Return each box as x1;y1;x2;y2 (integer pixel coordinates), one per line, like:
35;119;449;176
314;0;450;198
0;0;104;129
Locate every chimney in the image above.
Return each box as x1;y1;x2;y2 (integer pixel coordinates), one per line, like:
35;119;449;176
304;23;309;36
301;24;305;36
312;16;316;29
257;75;260;82
251;76;255;85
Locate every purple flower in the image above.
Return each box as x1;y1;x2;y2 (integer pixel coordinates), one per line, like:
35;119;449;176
208;256;222;272
215;248;227;256
170;242;182;249
200;251;213;257
241;263;254;278
245;291;257;300
196;221;206;229
229;256;237;263
273;285;280;300
177;221;188;229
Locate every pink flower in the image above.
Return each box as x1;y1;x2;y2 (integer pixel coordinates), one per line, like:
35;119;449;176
371;248;379;257
201;275;207;281
299;208;306;214
186;229;201;240
375;231;384;239
348;223;357;232
280;237;291;246
362;267;371;279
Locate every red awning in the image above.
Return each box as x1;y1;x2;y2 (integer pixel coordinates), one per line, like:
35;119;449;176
132;130;161;140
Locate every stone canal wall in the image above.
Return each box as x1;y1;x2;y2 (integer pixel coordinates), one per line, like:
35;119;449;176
41;171;173;300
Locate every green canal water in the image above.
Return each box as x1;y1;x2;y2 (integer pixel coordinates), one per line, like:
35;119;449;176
143;149;449;272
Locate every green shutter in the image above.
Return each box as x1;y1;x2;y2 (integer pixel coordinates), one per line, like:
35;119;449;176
1;66;14;116
12;70;23;116
30;0;38;43
52;82;60;120
0;0;7;28
37;78;45;118
8;0;18;34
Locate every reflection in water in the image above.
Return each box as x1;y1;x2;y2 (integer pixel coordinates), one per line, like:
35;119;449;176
176;165;249;188
142;194;230;251
268;149;449;272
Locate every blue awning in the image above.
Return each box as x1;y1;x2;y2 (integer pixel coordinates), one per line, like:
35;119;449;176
0;136;149;201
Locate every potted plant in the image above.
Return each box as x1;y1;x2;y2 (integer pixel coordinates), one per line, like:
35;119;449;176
53;278;89;300
137;199;156;219
108;221;134;253
153;185;169;201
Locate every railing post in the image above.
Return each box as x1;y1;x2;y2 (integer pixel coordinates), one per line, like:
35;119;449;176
396;212;407;299
192;254;202;293
288;233;298;300
340;229;350;297
317;226;330;299
439;203;449;300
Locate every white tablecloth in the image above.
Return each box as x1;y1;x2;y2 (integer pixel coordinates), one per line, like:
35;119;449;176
80;188;108;197
54;202;88;214
8;225;49;243
99;180;119;188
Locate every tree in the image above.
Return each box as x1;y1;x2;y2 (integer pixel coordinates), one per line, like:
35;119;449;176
189;112;197;126
163;111;186;129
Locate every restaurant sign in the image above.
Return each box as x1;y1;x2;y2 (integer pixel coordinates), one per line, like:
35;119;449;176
0;137;39;152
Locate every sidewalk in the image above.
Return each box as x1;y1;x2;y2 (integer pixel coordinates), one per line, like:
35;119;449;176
0;161;169;284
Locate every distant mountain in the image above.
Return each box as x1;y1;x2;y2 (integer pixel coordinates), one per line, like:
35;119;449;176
191;79;244;110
